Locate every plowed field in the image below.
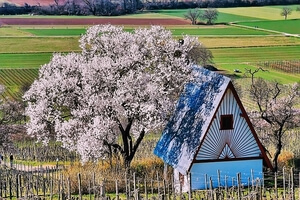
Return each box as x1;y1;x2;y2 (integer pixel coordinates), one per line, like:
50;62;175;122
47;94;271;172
0;18;190;25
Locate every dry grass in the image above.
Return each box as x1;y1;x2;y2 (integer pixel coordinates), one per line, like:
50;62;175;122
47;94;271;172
63;157;165;193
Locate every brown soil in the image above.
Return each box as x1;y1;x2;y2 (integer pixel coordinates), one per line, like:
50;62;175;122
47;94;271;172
0;17;190;26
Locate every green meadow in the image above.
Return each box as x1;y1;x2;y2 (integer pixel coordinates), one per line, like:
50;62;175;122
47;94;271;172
237;19;300;34
23;28;87;36
0;37;80;53
0;53;53;68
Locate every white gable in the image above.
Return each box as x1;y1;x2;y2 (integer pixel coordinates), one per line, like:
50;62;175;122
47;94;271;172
195;88;261;160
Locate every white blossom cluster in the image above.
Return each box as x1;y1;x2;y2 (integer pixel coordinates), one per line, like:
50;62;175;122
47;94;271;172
23;25;202;162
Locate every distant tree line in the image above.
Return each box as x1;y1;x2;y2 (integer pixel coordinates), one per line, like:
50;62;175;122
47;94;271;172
0;0;300;16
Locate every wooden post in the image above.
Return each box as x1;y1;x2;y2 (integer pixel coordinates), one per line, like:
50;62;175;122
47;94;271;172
251;169;254;192
217;170;221;189
172;175;176;200
291;167;295;200
224;175;228;199
89;179;92;200
144;178;148;200
298;172;300;200
93;172;96;199
232;177;235;198
237;173;242;200
275;172;278;200
67;177;71;200
163;179;166;199
248;177;250;198
50;169;53;200
283;167;286;199
100;179;106;197
78;173;82;200
209;177;213;200
151;178;153;197
116;179;119;200
157;171;160;196
9;177;12;200
43;177;46;198
205;174;208;190
58;174;61;200
16;174;19;198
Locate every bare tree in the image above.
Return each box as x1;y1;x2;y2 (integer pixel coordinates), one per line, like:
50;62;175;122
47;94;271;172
184;9;202;25
201;8;218;25
281;7;292;20
0;98;26;151
187;43;213;66
246;68;300;172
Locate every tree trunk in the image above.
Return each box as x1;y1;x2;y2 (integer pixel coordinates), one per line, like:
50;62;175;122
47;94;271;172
273;140;282;172
118;118;145;169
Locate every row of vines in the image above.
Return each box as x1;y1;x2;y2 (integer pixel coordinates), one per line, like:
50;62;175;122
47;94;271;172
1;164;300;200
257;60;300;74
0;68;38;100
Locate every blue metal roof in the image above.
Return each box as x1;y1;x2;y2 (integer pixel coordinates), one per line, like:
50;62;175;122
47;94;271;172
154;67;231;174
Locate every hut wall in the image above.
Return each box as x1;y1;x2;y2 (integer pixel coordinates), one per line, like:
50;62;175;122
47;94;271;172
190;159;263;190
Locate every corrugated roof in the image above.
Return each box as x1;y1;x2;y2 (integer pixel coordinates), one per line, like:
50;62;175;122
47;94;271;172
154;67;231;174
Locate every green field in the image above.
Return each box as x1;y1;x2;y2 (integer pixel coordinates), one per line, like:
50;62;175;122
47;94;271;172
237;19;300;34
152;9;263;23
0;37;80;53
212;46;300;63
0;5;299;100
23;28;87;36
218;5;300;20
0;53;53;68
20;26;270;37
169;26;270;35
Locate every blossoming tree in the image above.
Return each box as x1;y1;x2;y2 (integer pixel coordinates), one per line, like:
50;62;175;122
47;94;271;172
23;25;209;168
246;68;300;172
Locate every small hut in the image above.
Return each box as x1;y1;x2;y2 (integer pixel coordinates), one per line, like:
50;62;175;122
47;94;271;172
154;67;272;192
